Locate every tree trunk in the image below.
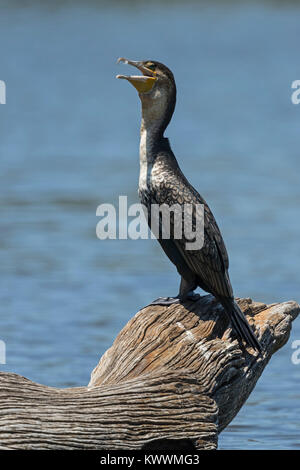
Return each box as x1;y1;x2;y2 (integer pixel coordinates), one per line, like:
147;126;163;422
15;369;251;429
0;295;298;450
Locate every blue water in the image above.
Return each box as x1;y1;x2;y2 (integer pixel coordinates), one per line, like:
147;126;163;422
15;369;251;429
0;0;299;449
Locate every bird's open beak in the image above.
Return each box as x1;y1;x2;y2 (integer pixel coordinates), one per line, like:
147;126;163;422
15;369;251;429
116;58;157;93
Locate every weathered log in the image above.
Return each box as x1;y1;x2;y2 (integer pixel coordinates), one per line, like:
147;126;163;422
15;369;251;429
0;371;217;450
0;295;298;450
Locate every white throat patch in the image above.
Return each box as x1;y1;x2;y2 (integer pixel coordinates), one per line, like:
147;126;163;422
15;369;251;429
139;127;154;192
138;87;168;192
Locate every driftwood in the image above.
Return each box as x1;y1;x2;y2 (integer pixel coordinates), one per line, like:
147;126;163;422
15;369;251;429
0;295;298;450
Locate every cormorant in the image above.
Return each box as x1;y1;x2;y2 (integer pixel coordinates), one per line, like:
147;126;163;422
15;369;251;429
117;58;262;353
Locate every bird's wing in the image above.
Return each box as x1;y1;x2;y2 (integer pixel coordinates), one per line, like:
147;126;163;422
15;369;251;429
172;199;233;298
152;170;233;298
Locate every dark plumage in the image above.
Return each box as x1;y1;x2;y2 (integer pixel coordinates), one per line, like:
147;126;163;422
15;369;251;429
117;58;262;354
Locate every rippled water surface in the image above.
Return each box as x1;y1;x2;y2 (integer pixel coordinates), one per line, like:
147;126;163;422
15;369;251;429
0;0;299;449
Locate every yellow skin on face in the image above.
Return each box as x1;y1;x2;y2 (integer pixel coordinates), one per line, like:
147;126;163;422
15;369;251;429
116;59;157;94
127;75;156;93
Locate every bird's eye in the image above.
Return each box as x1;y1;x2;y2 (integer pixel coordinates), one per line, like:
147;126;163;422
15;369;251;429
147;63;156;71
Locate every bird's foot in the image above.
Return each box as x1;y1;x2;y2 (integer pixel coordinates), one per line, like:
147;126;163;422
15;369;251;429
183;291;201;302
148;291;200;307
149;296;180;306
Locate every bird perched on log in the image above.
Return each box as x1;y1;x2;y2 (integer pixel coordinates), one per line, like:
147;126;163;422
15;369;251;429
117;58;261;353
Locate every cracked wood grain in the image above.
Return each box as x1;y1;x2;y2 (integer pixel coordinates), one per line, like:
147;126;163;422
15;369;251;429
0;295;298;449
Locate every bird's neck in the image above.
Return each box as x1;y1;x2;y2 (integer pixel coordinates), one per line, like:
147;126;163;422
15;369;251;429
138;118;164;193
139;119;162;164
139;86;176;165
138;98;175;192
139;118;175;193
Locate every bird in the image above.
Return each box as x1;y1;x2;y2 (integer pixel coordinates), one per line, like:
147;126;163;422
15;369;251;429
116;57;262;354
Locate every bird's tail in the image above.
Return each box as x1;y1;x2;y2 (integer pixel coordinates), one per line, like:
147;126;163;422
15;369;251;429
219;297;262;354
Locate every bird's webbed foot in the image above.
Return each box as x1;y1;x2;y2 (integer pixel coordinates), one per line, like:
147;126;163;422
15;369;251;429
148;296;180;306
148;291;200;307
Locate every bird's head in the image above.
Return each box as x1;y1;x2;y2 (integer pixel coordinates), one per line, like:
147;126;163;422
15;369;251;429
116;58;176;133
